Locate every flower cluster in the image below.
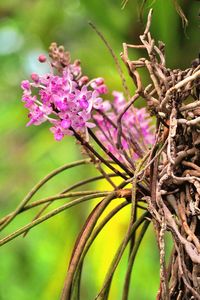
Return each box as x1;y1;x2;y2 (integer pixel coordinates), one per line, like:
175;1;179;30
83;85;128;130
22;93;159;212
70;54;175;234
93;91;155;162
21;56;108;141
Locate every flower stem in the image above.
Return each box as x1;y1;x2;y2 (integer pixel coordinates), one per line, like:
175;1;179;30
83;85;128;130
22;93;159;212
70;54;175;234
72;129;128;180
0;159;91;231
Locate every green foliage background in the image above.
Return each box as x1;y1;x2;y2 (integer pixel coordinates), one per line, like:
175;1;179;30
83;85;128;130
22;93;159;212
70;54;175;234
0;0;199;299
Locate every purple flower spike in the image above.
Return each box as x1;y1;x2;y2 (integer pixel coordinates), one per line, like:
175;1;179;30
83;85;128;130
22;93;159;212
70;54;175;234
21;53;109;140
93;91;155;163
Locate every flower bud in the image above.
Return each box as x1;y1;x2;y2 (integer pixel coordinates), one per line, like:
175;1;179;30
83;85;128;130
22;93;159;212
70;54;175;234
38;54;47;63
31;73;39;82
79;76;89;86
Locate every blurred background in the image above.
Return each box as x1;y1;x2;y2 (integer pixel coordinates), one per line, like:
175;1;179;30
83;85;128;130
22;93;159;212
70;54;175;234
0;0;199;299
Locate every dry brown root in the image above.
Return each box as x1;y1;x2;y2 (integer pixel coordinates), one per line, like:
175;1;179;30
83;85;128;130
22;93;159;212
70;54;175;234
121;9;200;300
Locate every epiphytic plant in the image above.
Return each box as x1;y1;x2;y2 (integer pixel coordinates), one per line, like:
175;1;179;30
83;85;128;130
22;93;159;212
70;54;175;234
1;9;200;300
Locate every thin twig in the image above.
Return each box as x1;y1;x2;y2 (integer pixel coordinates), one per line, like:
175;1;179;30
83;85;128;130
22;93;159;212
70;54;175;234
88;21;130;100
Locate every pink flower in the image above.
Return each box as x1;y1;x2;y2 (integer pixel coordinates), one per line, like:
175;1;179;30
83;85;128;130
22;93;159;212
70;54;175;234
90;78;108;94
21;80;30;91
60;118;71;129
26;106;46;126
